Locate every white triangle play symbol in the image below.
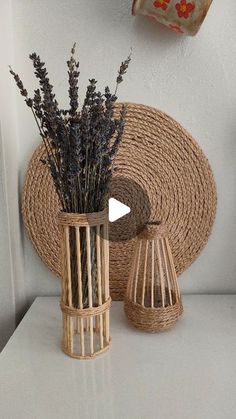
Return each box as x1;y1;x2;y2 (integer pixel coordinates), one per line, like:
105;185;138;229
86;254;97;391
109;198;131;222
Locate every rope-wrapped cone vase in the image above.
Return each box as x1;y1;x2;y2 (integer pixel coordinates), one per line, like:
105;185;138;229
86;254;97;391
124;222;183;332
58;209;111;359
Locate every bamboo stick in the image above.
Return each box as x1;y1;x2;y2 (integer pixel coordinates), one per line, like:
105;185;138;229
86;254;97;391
134;241;142;303
65;226;74;351
80;318;85;357
64;316;67;350
86;226;94;354
75;226;85;355
161;238;173;306
165;239;180;300
141;241;148;306
96;225;104;349
67;315;73;354
61;226;67;304
128;242;139;299
65;226;72;307
76;227;83;308
151;240;155;308
156;240;165;307
62;313;66;348
103;223;109;343
104;223;109;299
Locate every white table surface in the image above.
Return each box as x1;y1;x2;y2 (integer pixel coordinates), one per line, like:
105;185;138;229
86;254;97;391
0;296;236;419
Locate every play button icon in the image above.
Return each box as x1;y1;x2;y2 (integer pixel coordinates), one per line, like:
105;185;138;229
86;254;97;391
109;198;130;222
99;176;151;242
107;175;151;242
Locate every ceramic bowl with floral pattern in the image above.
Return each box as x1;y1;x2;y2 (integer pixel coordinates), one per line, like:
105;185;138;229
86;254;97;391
132;0;212;36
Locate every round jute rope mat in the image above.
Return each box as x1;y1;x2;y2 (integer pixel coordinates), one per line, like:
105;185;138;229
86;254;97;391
22;103;217;300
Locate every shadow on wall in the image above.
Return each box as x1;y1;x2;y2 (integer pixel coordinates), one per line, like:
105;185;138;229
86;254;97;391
132;15;185;47
90;0;184;48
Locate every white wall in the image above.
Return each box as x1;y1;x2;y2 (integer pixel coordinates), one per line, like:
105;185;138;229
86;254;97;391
0;125;15;349
0;0;27;350
1;0;236;320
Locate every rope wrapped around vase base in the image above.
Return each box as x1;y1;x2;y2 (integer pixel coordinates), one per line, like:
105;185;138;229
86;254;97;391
61;298;112;359
124;221;183;333
58;209;111;359
124;296;183;332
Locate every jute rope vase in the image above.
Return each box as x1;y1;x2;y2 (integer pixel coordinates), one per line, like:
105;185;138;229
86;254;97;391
124;222;183;332
57;209;111;359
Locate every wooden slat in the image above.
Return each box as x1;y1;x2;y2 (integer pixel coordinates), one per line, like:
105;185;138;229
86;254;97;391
65;226;72;307
156;240;165;307
141;241;149;306
60;226;67;304
134;241;142;303
103;223;109;299
86;226;94;354
96;225;104;349
103;223;109;344
76;227;83;309
161;238;173;306
75;227;85;356
128;242;139;299
80;318;85;357
151;240;155;308
166;238;180;299
67;315;73;354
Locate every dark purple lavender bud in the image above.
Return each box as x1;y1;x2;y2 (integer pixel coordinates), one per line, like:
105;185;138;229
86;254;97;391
115;51;132;88
26;98;33;107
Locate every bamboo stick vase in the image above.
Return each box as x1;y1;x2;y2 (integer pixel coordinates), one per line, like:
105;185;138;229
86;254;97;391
57;209;111;359
124;222;183;332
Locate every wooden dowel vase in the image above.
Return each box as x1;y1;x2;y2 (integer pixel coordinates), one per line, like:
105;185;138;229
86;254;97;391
124;222;183;332
58;209;111;359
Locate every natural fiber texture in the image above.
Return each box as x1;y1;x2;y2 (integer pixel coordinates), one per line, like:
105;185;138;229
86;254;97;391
22;103;217;300
60;297;111;318
124;297;183;332
124;222;183;332
60;211;110;359
138;222;167;240
57;209;108;227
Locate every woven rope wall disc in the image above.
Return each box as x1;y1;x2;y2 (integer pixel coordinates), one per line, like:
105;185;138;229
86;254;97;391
22;103;217;300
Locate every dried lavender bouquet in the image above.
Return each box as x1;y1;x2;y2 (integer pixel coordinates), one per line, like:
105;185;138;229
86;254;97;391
10;44;131;306
10;44;131;213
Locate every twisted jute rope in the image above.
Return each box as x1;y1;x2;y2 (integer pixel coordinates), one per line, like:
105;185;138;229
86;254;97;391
138;222;167;240
22;103;217;300
57;209;108;227
124;297;183;333
60;297;111;318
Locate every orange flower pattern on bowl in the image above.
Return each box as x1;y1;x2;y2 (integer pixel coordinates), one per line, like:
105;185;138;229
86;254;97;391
132;0;212;36
176;0;195;19
153;0;170;10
